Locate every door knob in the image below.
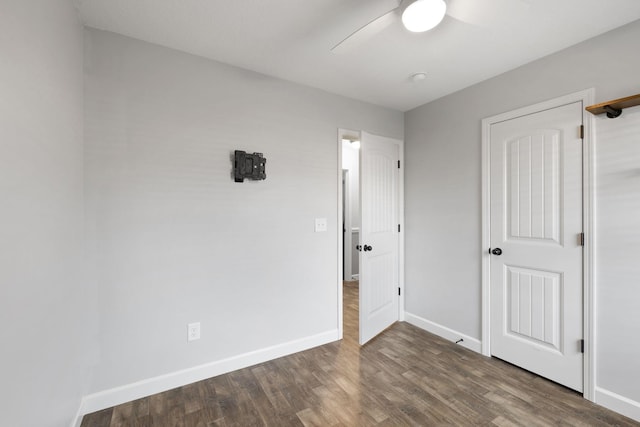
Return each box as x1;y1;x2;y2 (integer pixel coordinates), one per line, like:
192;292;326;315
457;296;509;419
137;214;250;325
491;248;502;256
356;245;362;251
363;245;373;252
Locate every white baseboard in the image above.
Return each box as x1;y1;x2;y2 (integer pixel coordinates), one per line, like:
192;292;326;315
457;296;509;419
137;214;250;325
70;402;84;427
75;329;339;425
595;387;640;422
404;312;482;354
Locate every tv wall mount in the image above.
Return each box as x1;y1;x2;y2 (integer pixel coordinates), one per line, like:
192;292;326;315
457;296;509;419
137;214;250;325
233;150;266;183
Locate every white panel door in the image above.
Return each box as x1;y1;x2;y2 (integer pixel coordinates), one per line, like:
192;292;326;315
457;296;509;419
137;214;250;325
490;102;584;391
359;132;400;345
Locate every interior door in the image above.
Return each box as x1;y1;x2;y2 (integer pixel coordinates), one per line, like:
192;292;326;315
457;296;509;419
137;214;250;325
489;102;584;391
359;132;400;345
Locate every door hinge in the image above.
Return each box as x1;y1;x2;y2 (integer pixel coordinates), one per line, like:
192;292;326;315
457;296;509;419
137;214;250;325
398;287;401;296
579;232;585;246
398;224;401;232
398;160;400;169
579;124;584;140
580;339;585;353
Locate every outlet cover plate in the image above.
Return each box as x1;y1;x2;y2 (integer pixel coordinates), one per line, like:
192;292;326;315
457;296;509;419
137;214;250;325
188;322;201;341
315;218;327;232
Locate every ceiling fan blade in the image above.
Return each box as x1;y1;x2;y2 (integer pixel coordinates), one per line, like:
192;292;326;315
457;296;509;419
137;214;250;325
331;7;399;54
447;0;530;27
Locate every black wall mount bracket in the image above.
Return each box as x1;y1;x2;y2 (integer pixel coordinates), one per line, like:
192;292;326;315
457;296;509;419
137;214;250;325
233;150;266;183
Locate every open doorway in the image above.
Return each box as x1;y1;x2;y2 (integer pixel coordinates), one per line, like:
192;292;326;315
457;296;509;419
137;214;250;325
341;132;361;343
338;129;404;345
342;135;360;282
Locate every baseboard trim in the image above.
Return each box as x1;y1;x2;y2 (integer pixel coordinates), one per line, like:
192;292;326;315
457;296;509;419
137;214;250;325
70;401;84;427
75;329;339;424
404;312;482;353
595;387;640;422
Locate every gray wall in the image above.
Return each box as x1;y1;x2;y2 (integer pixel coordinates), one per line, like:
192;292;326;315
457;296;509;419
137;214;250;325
405;20;640;404
84;29;403;393
0;1;95;426
595;107;640;403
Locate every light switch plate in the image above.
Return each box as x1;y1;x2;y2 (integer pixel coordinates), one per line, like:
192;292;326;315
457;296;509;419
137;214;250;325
315;218;327;232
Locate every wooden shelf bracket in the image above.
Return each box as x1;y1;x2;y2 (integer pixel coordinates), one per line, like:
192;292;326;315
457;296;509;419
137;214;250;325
586;93;640;119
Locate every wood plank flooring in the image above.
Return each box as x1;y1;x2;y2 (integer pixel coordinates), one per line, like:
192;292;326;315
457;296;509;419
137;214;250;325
81;281;638;426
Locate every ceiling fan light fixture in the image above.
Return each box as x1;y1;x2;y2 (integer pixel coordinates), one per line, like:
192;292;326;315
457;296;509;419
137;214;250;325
402;0;447;33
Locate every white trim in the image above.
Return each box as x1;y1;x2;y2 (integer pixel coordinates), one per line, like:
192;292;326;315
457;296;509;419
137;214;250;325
481;89;596;400
398;136;406;321
76;329;338;421
351;274;359;280
70;403;84;427
337;135;343;340
404;312;482;353
595;387;640;422
481;114;491;357
582;89;596;401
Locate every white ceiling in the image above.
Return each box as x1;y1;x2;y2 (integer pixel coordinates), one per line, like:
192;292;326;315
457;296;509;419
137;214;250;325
77;0;640;112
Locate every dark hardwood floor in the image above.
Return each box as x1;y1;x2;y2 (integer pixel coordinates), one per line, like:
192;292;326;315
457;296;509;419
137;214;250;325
81;281;638;426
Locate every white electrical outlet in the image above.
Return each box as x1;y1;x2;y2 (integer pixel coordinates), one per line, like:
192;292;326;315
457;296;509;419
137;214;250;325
315;218;327;232
187;322;200;341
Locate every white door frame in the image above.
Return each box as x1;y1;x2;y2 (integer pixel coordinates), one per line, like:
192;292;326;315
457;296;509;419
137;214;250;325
337;128;405;341
481;89;595;401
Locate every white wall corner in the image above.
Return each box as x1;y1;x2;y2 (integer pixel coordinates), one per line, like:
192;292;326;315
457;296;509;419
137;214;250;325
595;387;640;422
71;402;85;427
75;329;339;424
404;312;481;354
